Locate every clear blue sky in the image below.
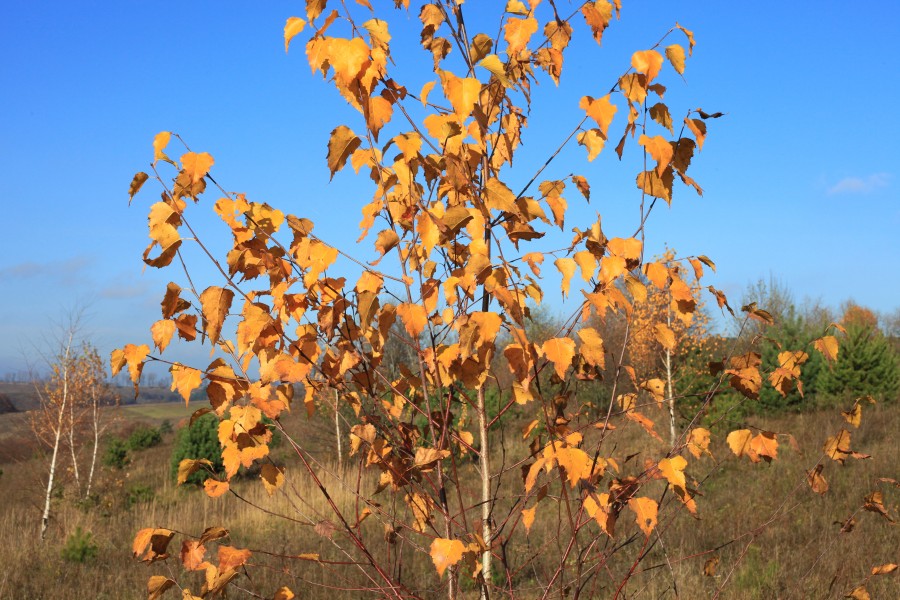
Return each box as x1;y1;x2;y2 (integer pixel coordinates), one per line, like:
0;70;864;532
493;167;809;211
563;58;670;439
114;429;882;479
1;1;898;376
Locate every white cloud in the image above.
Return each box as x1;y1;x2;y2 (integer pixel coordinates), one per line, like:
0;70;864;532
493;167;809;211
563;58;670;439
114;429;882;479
827;172;891;195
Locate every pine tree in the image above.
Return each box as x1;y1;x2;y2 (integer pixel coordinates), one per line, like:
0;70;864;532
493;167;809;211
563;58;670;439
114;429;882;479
817;323;899;401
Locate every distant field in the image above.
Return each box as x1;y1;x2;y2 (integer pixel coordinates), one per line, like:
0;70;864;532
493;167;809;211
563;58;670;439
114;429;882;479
120;401;195;422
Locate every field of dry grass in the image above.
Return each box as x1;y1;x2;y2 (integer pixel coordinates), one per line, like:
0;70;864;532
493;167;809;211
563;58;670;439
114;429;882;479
0;400;896;599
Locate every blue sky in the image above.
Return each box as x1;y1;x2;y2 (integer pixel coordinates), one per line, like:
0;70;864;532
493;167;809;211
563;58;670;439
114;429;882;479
1;1;898;377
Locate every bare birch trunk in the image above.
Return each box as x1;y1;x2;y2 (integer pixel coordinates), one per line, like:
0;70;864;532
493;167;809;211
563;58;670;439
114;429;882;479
666;304;676;446
85;389;100;498
333;390;343;472
40;335;73;541
477;386;492;598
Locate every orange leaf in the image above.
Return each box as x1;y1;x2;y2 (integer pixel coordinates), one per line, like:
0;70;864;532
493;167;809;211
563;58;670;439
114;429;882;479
326;125;361;179
217;546;251;572
153;131;171;165
542;337;576;379
658;456;687;490
180;540;209;571
181;152;214;185
577;327;606;369
631;50;663;83
726;429;757;461
579;95;617;135
522;506;536;532
429;538;466;577
150;320;176;353
628;497;658;536
204;479;230;498
665;44;686;75
397;303;428;338
555;257;577;297
749;431;778;462
639;134;674;176
284;17;306;52
170;363;202;405
199;286;234;347
807;464;828;495
687;428;711;459
814;335;839;363
147;576;175;600
871;563;898;575
260;464;285;496
654;323;676;351
504;16;538;55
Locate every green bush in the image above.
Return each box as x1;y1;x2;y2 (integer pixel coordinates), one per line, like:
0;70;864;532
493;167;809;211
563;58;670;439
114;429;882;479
126;425;162;450
125;483;155;508
159;419;174;435
61;527;99;563
171;414;223;485
818;324;900;401
102;438;129;469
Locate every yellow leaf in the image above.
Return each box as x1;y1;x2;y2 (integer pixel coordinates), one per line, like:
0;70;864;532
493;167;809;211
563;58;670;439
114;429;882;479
420;80;436;106
628;497;658;536
555;257;577;297
823;429;851;464
397;302;428;338
181;152;214;185
439;71;481;121
579;95;617;135
685;117;707;150
150;320;176;353
654;323;676;351
639;134;674;176
373;229;399;261
199;286;234;347
153;131;171;165
284;17;306;53
484;177;518;213
636;168;673;203
749;431;778;462
110;343;150;386
148;576;175;600
842;403;862;428
665;44;686;75
726;429;756;461
606;237;643;261
479;54;512;87
845;586;870;600
171;363;202;405
577;129;605;161
814;335;839;363
871;563;898;575
687;427;711;459
522;506;536;532
430;538;466;577
217;546;251;572
641;378;665;404
504;16;538;55
326;125;361;179
542;337;576;379
574;250;596;281
577;327;606;369
581;1;613;44
177;458;212;485
658;456;687;490
807;464;828;495
631;50;663;83
260;464;285;496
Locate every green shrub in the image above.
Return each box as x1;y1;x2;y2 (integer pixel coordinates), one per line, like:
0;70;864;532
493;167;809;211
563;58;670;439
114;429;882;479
102;438;129;469
171;414;223;485
159;419;174;435
125;483;155;508
61;527;99;563
126;425;162;450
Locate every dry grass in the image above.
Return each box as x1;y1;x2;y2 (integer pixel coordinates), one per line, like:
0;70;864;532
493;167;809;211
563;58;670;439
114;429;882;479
0;401;896;599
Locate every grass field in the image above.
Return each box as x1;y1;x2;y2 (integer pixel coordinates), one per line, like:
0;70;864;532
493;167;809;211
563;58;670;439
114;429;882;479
0;400;896;599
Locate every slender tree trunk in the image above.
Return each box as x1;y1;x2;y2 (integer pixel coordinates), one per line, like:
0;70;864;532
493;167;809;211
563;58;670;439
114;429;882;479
41;338;72;541
67;406;80;492
85;390;100;498
665;305;676;446
477;386;492;598
333;390;343;472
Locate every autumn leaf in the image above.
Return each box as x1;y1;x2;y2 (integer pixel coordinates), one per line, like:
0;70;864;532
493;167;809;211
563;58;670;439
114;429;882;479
579;95;617;135
204;479;230;498
555;257;577;297
284;17;306;52
807;464;828;495
177;458;213;485
199;286;234;346
326;125;361;179
153;131;172;165
823;429;851;464
665;44;686;75
150;320;176;353
639;135;674;176
181;152;214;185
726;429;757;461
129;172;149;203
687;427;711;459
181;540;210;571
148;576;175;600
430;538;466;577
218;546;252;572
871;563;898;575
543;337;576;379
397;303;428;339
654;323;676;351
628;497;658;536
522;506;536;532
658;456;687;490
814;335;839;363
631;49;663;82
171;363;202;405
260;464;285;496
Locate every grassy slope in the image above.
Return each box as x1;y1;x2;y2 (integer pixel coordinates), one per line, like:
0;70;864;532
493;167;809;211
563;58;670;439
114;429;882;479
0;401;897;599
